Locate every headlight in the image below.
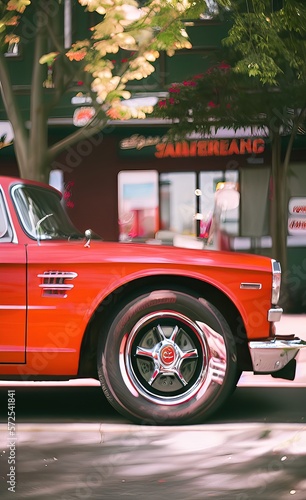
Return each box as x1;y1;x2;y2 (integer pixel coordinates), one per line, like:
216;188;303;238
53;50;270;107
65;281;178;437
271;259;281;305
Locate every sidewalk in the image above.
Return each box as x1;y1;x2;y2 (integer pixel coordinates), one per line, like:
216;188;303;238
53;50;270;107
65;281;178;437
1;421;306;500
274;314;306;338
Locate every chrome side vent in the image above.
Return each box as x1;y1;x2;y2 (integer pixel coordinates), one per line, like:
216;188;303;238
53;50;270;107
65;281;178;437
38;271;78;298
240;283;262;290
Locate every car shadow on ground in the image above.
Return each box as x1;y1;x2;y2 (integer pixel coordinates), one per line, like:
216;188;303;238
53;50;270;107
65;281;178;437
0;384;305;425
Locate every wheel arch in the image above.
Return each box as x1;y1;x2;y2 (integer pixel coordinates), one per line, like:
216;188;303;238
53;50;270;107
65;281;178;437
77;274;252;378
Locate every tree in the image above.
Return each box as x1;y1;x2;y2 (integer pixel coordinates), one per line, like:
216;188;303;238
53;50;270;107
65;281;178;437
154;0;306;309
218;0;306;273
0;0;206;183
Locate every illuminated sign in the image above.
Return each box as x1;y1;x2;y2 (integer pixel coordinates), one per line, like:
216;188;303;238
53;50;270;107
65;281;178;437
288;197;306;235
288;217;306;233
288;197;306;215
73;107;95;127
119;135;265;158
155;139;265;158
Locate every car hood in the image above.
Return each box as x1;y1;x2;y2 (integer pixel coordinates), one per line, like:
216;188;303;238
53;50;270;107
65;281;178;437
29;239;273;273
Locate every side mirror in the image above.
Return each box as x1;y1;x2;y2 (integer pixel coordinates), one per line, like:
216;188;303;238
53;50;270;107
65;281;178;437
84;229;92;248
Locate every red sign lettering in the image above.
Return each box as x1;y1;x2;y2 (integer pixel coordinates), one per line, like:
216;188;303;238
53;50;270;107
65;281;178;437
154;138;265;158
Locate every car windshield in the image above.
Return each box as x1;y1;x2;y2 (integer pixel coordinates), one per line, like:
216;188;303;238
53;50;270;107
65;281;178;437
12;184;85;241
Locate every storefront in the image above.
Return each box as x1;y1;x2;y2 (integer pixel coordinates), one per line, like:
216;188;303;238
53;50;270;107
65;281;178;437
2;122;305;253
58;124;268;244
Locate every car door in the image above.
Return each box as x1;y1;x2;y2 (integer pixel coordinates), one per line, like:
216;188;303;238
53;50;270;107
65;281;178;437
0;190;26;363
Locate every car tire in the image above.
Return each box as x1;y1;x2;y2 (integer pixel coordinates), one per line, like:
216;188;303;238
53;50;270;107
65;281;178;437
97;289;238;425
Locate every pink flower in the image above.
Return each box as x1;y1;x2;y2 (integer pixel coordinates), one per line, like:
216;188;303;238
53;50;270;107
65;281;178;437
208;101;218;108
158;100;167;108
183;80;197;87
218;61;231;70
169;85;181;94
193;73;204;80
168;97;175;105
206;61;231;75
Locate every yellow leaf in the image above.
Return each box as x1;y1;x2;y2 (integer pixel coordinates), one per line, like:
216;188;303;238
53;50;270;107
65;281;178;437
39;52;59;65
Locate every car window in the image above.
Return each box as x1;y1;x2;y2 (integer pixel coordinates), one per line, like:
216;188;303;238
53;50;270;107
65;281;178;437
11;184;84;241
0;191;13;242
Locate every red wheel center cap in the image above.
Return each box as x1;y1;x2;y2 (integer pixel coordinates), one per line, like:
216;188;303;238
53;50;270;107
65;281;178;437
160;345;175;365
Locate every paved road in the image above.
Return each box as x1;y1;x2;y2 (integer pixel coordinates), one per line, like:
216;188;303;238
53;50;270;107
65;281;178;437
1;420;306;500
0;382;305;499
0;314;305;500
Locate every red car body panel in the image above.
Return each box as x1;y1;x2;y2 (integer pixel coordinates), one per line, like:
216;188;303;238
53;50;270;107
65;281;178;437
0;176;275;378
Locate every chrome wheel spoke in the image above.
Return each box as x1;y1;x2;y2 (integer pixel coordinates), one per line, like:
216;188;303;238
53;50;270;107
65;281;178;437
135;345;155;360
169;325;180;342
173;368;188;386
147;365;161;386
156;324;166;341
180;348;198;361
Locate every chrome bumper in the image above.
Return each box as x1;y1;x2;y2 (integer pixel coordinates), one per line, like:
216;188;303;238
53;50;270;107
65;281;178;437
268;306;283;322
249;336;306;374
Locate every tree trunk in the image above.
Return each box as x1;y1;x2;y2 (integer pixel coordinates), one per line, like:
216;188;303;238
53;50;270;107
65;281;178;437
270;130;287;270
270;129;291;310
24;2;50;183
0;52;29;171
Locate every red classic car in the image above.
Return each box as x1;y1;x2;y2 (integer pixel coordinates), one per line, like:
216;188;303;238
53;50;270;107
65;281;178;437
1;175;305;424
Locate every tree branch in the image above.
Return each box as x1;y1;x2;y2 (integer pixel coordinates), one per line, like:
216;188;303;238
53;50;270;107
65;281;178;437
0;50;29;171
48;115;108;161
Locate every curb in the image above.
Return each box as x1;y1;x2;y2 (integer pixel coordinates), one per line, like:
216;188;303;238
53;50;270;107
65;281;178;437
1;421;306;434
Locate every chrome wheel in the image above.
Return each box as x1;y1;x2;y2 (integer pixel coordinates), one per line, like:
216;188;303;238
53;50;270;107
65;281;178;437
98;290;237;424
121;310;227;405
